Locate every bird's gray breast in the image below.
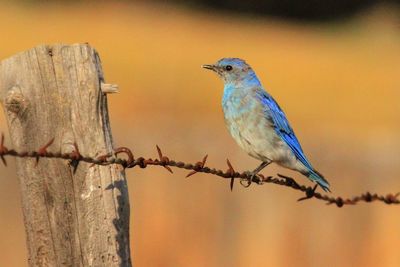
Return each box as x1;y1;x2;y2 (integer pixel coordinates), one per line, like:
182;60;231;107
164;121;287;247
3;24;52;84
222;91;281;161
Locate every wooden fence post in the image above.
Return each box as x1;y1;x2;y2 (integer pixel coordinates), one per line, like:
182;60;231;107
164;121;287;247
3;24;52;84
0;44;132;267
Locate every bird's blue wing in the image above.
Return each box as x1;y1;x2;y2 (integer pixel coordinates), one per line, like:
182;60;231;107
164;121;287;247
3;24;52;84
256;90;314;171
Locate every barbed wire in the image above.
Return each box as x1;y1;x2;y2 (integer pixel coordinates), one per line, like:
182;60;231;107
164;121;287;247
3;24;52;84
0;133;399;207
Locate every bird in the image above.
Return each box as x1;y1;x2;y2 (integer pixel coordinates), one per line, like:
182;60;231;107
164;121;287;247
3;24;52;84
202;58;330;192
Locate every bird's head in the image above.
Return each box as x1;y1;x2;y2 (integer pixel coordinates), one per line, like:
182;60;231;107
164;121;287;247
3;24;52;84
202;58;257;85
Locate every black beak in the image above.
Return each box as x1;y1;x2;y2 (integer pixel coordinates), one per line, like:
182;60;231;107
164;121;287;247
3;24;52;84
202;64;217;71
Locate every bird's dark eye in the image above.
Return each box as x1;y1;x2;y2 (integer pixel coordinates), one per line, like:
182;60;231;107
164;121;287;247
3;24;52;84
225;65;233;71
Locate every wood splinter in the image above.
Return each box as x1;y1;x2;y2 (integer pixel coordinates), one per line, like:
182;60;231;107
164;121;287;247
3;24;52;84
101;82;119;94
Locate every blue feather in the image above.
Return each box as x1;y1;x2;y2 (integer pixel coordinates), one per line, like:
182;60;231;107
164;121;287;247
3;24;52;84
257;90;330;191
257;90;313;171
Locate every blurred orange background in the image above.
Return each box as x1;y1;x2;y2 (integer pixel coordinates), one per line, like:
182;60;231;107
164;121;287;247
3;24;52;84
0;1;399;266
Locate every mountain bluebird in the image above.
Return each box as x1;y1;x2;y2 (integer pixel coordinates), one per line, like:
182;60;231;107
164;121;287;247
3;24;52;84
202;58;330;192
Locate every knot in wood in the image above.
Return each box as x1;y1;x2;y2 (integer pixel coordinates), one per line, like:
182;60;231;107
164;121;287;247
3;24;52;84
5;86;28;115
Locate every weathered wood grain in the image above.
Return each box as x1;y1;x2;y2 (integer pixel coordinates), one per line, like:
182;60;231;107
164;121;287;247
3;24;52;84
0;44;131;267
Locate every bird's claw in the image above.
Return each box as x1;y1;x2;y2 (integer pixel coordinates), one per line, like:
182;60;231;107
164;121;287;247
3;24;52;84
240;171;257;187
240;179;252;187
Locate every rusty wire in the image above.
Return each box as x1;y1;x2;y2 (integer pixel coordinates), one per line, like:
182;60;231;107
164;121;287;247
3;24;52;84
0;133;399;207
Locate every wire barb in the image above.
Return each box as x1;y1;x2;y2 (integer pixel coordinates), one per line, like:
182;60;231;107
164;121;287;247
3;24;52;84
69;142;82;173
35;137;55;166
186;154;208;178
225;159;236;191
297;184;318;202
277;173;301;188
156;145;173;174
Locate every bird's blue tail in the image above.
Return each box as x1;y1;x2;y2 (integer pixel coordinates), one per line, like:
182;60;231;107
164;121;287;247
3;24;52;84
308;170;330;192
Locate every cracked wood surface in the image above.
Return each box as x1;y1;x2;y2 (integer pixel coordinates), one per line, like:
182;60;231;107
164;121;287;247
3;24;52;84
0;44;131;267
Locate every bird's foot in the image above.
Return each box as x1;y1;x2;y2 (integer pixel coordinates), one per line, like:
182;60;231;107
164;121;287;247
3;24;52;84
240;171;257;187
241;161;272;188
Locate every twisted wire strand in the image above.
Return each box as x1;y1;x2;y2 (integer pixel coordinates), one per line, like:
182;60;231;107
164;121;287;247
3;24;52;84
0;133;398;207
